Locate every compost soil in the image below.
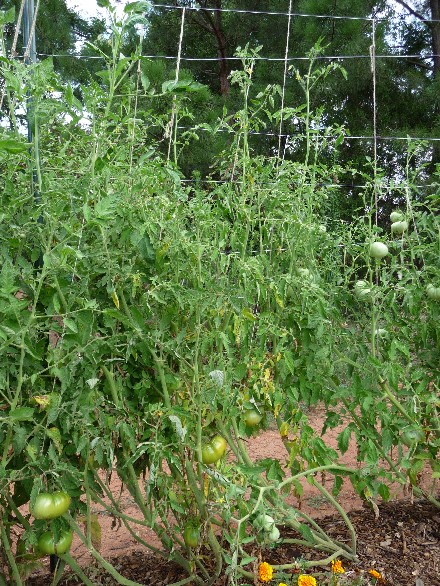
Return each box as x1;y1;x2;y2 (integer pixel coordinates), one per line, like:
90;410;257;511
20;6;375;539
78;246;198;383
27;408;439;586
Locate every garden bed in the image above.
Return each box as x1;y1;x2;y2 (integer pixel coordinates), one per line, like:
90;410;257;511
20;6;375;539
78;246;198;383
26;412;439;586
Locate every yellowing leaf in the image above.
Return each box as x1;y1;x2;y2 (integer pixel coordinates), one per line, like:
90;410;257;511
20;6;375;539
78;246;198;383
90;514;102;550
279;421;289;437
31;395;51;409
111;290;120;309
274;293;284;308
46;427;63;453
242;308;257;321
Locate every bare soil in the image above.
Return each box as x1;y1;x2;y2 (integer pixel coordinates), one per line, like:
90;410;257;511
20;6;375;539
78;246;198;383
27;409;440;586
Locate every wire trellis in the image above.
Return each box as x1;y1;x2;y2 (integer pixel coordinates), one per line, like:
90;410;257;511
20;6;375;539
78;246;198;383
36;51;439;62
148;3;440;23
2;1;439;205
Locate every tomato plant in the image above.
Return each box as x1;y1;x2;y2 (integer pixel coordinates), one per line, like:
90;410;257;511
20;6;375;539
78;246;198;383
16;538;42;561
37;530;73;555
30;492;71;520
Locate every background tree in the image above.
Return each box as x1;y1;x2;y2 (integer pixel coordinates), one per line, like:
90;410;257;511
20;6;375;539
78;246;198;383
2;0;105;84
3;0;438;212
138;1;439;212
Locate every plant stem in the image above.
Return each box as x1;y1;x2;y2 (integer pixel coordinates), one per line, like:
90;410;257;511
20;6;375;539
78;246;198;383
0;524;23;586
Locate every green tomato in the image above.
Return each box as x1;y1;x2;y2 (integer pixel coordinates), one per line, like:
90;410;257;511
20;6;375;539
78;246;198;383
210;435;227;458
370;242;388;259
354;279;368;289
267;525;280;542
30;491;71;520
391;220;408;235
354;280;371;299
390;211;404;223
201;435;227;464
183;524;200;548
375;328;388;338
257;514;275;531
401;428;424;447
426;284;440;301
243;408;262;427
37;530;73;555
201;444;218;465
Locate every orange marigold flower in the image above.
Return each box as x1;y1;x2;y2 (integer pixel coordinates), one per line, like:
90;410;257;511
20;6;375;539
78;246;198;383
368;569;382;580
297;575;317;586
259;562;274;583
331;559;345;574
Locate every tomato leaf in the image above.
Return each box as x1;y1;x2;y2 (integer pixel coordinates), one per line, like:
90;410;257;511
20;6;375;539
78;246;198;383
12;426;28;455
124;1;150;13
0;138;29;154
298;523;314;542
8;407;34;421
337;425;352;454
46;427;63;454
63;318;78;333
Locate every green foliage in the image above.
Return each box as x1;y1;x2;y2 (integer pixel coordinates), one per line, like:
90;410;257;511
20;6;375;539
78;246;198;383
0;6;439;586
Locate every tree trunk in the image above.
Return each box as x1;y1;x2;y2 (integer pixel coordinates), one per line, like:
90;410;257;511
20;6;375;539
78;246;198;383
191;0;230;96
214;24;230;96
393;0;440;166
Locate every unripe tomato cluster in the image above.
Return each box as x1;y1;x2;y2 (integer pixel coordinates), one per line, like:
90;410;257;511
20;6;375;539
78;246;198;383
254;513;280;543
362;211;439;303
201;435;227;464
30;491;73;556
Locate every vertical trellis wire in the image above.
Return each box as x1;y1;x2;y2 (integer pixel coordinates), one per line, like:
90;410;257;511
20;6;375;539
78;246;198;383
129;24;146;194
23;0;43;272
277;0;293;167
370;17;378;226
167;6;186;162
